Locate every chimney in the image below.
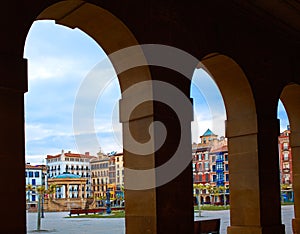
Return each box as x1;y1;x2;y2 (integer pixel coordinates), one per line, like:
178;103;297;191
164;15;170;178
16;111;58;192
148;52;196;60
85;152;90;156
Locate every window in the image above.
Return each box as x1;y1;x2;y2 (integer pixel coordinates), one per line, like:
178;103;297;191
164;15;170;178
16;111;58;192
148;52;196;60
225;154;228;161
283;162;290;169
29;172;33;177
283;152;289;161
205;173;209;182
204;162;209;170
32;179;36;185
25;172;27;177
213;175;216;182
34;172;39;177
216;162;223;171
211;156;216;162
205;153;209;160
283;143;289;150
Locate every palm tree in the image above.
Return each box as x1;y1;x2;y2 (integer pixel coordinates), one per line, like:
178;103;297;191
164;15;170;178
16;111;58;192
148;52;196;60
26;184;33;209
36;185;46;231
209;186;220;205
193;183;207;217
218;186;226;205
46;183;58;200
224;184;229;205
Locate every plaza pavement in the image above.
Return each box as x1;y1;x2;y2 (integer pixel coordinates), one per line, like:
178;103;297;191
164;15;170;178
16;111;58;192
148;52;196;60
27;205;294;233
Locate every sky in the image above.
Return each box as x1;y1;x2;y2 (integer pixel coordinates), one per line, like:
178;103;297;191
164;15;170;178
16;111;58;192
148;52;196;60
23;20;289;165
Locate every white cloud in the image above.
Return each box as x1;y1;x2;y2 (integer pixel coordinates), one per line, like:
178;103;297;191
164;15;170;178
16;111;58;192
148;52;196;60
27;56;89;81
25;155;46;165
25;124;73;142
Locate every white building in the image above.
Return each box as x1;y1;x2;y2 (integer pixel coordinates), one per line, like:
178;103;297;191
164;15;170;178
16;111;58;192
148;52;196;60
90;152;110;205
114;153;124;189
46;150;96;197
25;163;46;209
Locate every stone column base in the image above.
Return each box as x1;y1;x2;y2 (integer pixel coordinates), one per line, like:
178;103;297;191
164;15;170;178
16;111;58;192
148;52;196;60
227;224;285;234
292;218;300;234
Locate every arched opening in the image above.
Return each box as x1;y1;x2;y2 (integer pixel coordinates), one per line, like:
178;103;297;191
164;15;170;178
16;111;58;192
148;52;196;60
22;1;154;233
191;67;228;220
195;53;259;233
24;19;126;231
280;83;300;233
276;99;294;233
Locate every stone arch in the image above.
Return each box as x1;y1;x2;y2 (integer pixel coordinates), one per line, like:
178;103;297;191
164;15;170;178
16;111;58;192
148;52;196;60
31;0;151;92
199;53;256;126
24;2;157;233
196;54;270;233
280;83;300;232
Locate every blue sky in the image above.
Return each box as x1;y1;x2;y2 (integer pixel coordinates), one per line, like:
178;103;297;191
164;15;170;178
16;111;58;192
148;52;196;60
24;20;289;165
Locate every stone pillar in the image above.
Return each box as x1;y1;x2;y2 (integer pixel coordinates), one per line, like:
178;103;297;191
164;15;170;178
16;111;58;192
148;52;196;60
84;184;87;198
120;78;194;233
227;115;285;234
79;184;82;198
66;183;69;199
0;57;27;233
291;131;300;233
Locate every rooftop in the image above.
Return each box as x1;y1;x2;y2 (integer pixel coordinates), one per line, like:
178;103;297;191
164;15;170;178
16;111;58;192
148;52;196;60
52;173;81;179
202;129;216;137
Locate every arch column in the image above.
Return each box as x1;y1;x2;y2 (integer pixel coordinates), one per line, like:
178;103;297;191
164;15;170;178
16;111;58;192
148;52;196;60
226;115;284;234
0;56;27;233
280;84;300;233
201;54;284;233
290;131;300;232
120;85;194;233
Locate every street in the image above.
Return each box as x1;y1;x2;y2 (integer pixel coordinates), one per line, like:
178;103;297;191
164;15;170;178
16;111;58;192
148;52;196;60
27;205;294;233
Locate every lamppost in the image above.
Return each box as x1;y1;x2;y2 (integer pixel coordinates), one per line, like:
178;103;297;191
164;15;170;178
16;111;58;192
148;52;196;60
41;194;44;218
106;188;111;214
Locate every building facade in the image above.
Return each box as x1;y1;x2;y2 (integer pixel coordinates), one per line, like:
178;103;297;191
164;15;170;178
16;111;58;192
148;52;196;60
90;151;110;206
25;163;47;210
193;129;229;205
278;127;294;202
90;151;124;207
46;150;96;198
279;128;293;185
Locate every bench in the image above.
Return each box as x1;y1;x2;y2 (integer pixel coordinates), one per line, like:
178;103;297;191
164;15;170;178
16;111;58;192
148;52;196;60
69;208;104;216
69;207;125;216
194;218;220;234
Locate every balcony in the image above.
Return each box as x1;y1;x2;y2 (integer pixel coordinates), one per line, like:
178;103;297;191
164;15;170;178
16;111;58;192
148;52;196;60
283;168;290;173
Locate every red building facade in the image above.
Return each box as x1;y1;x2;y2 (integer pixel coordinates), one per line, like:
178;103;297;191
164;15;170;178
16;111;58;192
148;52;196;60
278;128;293;185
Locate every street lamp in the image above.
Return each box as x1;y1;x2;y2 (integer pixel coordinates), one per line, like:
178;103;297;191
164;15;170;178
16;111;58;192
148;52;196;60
41;194;44;218
106;188;111;214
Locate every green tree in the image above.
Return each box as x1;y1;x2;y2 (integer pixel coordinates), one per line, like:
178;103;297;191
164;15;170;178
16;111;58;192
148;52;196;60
209;186;220;204
193;184;208;217
26;184;33;207
46;183;58;200
36;186;46;231
218;186;226;205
